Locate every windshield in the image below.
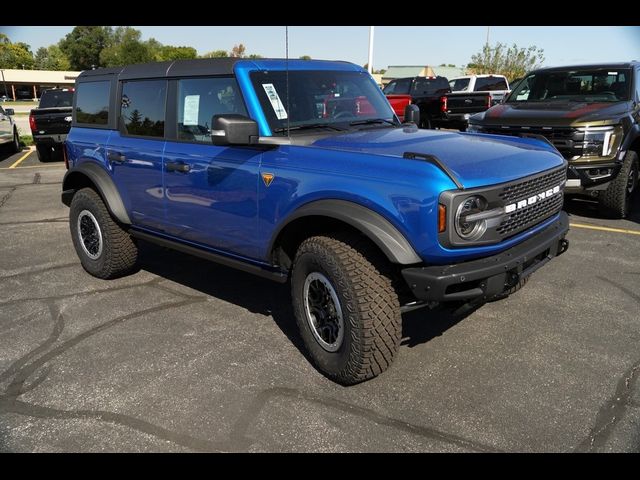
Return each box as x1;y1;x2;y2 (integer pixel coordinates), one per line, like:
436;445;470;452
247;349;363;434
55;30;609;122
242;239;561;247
39;90;74;108
507;68;631;103
251;70;396;134
449;78;470;92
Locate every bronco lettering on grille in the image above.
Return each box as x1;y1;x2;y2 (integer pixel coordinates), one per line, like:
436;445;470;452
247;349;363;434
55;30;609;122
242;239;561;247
504;185;561;214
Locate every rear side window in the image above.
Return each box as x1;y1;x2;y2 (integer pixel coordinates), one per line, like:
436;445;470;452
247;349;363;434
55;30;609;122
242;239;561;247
40;90;74;108
177;77;247;143
121;80;167;138
475;77;508;91
75;81;110;125
383;78;411;95
412;77;449;95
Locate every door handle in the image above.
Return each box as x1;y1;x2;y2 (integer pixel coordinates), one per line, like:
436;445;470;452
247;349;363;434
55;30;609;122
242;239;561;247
166;161;191;173
107;151;126;163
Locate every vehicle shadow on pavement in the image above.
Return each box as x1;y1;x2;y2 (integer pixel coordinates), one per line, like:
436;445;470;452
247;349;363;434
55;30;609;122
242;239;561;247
563;193;640;225
136;241;471;354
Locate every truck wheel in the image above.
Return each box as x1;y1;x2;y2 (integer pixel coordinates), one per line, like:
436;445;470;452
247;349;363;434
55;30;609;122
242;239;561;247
598;151;639;218
36;144;52;162
69;187;138;279
291;233;402;385
10;128;20;153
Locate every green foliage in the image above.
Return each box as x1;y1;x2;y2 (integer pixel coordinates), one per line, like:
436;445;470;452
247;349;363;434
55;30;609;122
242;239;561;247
59;26;112;70
247;54;263;59
157;46;198;61
34;45;71;70
100;27;153;67
230;44;246;58
0;36;35;69
469;43;544;81
202;50;229;58
299;55;312;60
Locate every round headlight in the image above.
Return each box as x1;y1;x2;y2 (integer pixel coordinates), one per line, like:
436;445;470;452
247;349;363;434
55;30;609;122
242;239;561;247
455;195;488;240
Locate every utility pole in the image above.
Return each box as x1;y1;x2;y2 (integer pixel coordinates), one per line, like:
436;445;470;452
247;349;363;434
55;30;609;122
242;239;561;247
367;26;374;74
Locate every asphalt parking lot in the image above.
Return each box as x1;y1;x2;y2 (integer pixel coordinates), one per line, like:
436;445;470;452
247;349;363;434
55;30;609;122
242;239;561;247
1;147;639;452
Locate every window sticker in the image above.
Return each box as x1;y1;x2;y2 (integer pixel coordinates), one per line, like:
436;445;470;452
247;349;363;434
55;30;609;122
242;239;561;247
184;95;200;126
607;72;618;75
262;83;288;120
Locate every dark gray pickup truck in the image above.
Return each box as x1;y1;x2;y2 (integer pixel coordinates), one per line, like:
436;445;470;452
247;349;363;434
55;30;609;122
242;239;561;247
29;88;74;162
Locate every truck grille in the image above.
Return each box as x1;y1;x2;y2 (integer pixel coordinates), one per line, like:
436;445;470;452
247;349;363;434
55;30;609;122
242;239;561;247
482;126;580;159
497;166;566;239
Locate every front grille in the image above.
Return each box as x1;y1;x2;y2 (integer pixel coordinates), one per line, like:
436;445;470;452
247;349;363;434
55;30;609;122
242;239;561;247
496;166;566;238
499;167;566;203
497;193;564;237
482;126;581;159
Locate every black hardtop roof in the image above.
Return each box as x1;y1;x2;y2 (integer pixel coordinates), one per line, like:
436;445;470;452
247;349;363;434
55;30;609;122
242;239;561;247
533;61;639;73
76;57;358;82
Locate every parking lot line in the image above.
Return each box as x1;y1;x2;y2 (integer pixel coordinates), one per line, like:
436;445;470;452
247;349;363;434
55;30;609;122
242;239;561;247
8;148;35;169
570;222;640;236
0;164;64;170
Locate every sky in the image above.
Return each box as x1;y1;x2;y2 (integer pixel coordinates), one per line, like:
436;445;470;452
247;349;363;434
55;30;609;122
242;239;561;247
3;26;639;70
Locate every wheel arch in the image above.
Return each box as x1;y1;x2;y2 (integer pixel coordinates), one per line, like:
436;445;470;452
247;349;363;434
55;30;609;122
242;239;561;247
61;162;131;225
268;199;422;271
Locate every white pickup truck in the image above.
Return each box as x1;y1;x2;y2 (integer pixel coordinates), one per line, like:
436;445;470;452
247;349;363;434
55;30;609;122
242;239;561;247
0;105;20;154
439;74;510;131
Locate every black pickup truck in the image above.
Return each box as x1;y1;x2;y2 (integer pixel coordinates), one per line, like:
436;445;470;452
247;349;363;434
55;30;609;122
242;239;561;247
29;88;74;162
383;76;451;129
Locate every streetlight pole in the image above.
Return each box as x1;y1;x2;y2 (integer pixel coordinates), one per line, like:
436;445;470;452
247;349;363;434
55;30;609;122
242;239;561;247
367;26;374;74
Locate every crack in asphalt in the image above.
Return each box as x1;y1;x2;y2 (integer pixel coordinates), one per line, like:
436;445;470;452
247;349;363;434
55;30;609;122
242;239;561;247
574;276;640;452
0;187;16;209
32;173;41;185
0;218;68;226
228;387;503;453
0;262;78;280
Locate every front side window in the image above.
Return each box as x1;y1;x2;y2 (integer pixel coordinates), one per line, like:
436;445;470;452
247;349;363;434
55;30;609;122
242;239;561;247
120;80;167;138
75;81;110;125
250;70;395;135
177;77;247;143
508;69;631;103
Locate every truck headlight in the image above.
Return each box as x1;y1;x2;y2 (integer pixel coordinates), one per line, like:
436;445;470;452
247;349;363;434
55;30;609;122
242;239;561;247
455;195;488;240
577;126;619;158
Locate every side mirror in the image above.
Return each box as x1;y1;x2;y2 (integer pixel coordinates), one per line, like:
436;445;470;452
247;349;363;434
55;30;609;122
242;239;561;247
211;114;259;146
403;104;420;125
4;108;14;116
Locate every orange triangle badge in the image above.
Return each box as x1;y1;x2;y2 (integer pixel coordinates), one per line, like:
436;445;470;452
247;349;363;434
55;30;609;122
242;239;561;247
262;172;275;187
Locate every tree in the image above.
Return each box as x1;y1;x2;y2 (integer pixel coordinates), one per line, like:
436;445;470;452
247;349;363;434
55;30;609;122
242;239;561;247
34;45;71;70
157;45;197;61
201;50;228;58
247;53;263;59
230;44;246;58
299;55;312;60
0;37;35;69
100;27;153;67
59;26;112;70
468;43;544;81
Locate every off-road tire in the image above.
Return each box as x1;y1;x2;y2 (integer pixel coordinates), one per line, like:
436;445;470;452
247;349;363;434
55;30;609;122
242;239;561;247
9;128;19;154
598;151;639;219
69;187;138;279
36;144;52;162
291;233;402;385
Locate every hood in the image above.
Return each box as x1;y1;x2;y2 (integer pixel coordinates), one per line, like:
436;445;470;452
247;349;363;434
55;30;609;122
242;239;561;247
473;100;630;127
308;127;564;189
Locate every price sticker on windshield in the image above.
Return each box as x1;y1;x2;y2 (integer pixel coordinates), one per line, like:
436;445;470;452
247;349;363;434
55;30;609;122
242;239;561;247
262;83;288;120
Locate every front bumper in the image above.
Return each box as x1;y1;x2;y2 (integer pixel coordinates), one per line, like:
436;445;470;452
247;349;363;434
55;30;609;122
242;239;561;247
565;162;622;193
402;212;569;303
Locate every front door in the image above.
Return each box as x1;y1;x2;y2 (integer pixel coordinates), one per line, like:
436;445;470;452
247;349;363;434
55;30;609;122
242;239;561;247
108;79;167;232
162;76;262;260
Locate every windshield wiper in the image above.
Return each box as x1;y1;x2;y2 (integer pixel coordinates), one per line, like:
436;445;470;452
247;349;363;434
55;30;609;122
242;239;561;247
349;118;397;127
273;123;346;133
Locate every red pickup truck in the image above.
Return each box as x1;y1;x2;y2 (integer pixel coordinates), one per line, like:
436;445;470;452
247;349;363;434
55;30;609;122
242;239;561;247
383;76;450;128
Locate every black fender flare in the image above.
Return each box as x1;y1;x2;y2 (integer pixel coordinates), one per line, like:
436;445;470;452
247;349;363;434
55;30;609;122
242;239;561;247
61;162;131;224
269;199;422;265
621;123;640;154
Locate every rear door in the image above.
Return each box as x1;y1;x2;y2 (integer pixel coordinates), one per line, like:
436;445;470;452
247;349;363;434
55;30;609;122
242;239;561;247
108;79;167;232
161;76;261;259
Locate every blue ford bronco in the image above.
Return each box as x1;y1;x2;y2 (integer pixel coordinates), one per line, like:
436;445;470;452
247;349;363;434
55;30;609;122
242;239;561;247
62;58;569;384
